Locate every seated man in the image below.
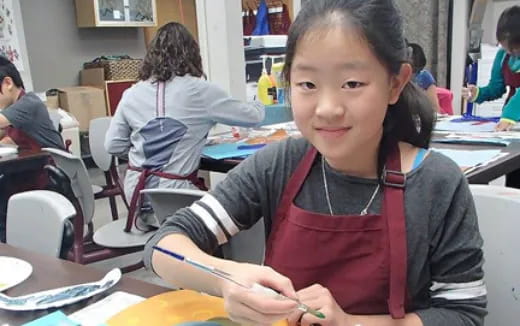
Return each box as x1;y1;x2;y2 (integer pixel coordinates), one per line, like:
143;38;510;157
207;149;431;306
0;56;64;150
0;56;64;242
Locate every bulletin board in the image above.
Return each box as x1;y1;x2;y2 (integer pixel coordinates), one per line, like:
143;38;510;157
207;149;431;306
0;0;23;71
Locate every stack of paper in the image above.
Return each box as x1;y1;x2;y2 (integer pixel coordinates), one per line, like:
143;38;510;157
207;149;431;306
68;291;145;326
435;120;497;132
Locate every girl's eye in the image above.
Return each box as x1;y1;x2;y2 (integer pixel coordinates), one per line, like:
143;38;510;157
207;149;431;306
296;82;316;90
343;81;365;89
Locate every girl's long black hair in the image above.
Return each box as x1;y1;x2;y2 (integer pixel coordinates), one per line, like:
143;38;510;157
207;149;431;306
283;0;434;177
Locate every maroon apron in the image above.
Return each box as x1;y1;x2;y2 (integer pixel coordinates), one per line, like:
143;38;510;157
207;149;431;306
243;9;256;36
264;143;408;318
268;4;291;35
502;54;520;105
125;82;207;232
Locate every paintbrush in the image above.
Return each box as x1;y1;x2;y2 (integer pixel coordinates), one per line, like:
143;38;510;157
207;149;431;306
153;246;325;319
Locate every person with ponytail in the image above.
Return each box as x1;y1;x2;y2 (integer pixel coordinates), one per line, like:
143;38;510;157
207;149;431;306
144;2;486;325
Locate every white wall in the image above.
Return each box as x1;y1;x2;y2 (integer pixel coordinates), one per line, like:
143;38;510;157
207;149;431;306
11;0;33;91
450;0;471;114
482;0;520;44
19;0;146;92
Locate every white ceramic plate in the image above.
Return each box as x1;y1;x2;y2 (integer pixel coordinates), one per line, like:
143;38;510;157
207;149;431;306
0;256;33;292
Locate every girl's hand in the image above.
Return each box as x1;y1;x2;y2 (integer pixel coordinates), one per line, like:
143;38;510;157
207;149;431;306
462;85;478;102
287;284;349;326
462;85;478;101
220;263;298;325
495;119;516;131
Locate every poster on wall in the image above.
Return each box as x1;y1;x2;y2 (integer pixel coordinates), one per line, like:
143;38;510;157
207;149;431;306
0;0;23;71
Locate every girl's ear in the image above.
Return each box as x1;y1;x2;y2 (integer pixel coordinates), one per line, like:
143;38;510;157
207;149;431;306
389;63;412;105
1;76;14;90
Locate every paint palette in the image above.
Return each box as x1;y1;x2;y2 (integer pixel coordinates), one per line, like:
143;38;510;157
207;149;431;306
107;290;288;326
175;321;239;326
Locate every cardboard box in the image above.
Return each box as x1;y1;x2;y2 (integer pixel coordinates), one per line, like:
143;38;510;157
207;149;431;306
58;86;107;131
45;95;59;109
80;68;105;89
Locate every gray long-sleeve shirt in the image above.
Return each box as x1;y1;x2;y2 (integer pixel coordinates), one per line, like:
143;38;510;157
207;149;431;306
1;92;64;149
105;75;264;202
144;137;487;326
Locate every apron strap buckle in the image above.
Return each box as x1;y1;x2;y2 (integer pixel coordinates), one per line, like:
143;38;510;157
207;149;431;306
382;169;406;188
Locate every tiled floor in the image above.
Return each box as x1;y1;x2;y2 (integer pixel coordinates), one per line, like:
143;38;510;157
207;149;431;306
86;166;173;289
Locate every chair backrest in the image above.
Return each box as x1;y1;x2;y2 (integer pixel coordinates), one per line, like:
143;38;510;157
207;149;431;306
6;190;75;257
469;184;520;325
89;117;113;172
141;188;266;264
141;188;206;225
43;147;95;224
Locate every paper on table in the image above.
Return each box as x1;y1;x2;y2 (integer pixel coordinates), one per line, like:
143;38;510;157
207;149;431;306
432;148;503;168
438;130;520;140
435;120;497;132
0;146;17;156
68;291;145;326
202;143;258;160
22;310;79;326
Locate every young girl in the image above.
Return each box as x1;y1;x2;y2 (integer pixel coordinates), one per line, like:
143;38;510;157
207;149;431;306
145;1;486;325
105;22;264;230
463;5;520;131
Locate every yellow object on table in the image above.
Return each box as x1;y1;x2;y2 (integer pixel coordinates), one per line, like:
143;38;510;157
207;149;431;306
107;290;288;326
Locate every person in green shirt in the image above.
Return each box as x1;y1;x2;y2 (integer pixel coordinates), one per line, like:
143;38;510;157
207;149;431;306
462;5;520;131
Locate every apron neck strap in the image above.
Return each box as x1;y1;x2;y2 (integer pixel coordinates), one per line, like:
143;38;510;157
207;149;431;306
18;89;26;100
381;141;408;318
156;81;165;117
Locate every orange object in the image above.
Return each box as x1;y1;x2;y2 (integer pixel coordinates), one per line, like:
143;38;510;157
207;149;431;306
246;129;289;145
107;290;288;326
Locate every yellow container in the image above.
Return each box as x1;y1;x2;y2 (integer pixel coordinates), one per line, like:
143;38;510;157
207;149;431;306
257;70;274;105
272;62;284;86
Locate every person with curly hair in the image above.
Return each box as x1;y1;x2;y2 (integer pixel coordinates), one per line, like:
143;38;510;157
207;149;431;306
105;22;264;230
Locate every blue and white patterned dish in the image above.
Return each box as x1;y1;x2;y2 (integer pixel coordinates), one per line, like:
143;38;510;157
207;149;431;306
0;268;121;311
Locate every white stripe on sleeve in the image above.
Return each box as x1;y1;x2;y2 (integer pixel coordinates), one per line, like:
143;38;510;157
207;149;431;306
199;194;240;236
188;204;227;245
431;279;487;300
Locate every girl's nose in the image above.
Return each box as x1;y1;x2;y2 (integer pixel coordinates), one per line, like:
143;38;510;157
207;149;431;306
315;91;345;120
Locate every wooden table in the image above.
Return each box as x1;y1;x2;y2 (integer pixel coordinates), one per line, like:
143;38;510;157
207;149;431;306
200;142;520;185
0;244;170;325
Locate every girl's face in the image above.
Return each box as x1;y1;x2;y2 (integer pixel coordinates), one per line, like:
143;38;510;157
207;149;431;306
290;27;410;173
500;42;520;57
